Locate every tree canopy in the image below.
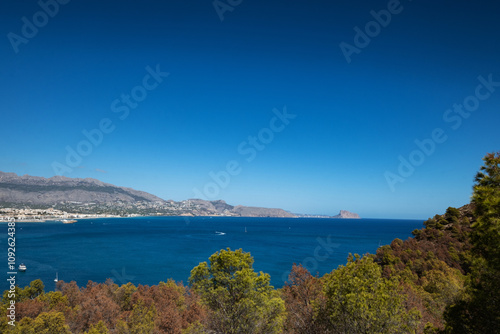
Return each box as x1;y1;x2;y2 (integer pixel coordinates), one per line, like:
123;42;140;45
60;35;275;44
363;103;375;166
321;254;420;334
189;248;286;334
445;152;500;333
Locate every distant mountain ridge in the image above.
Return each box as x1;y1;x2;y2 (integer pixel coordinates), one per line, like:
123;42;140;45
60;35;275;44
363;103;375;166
0;171;163;204
296;210;360;219
0;171;358;218
186;199;294;218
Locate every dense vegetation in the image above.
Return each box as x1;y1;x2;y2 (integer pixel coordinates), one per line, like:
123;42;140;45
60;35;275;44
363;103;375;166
2;152;499;333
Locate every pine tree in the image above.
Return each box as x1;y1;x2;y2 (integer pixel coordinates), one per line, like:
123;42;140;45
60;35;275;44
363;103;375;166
321;255;420;334
445;152;500;333
189;248;285;334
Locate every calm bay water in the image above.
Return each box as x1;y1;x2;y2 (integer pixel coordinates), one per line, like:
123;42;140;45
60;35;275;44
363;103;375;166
1;216;423;292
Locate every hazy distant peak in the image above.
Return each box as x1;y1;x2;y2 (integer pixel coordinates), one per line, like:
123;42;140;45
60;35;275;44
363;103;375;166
0;171;165;205
334;210;361;219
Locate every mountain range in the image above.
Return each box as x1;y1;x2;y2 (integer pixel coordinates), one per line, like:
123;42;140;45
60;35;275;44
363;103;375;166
0;171;359;218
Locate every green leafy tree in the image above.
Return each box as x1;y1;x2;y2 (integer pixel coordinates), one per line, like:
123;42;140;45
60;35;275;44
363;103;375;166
321;254;420;334
22;280;45;300
13;311;71;334
128;300;157;334
37;291;69;311
115;300;157;334
85;320;110;334
1;280;45;305
471;152;500;267
113;282;137;311
9;317;36;334
115;320;129;334
189;248;285;334
2;285;23;304
445;152;500;333
421;267;464;306
181;321;206;334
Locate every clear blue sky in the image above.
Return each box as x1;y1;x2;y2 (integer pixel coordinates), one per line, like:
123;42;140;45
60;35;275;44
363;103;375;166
1;0;499;219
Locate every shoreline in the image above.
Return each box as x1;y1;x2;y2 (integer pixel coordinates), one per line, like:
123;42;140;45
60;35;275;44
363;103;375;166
0;215;120;223
0;215;424;223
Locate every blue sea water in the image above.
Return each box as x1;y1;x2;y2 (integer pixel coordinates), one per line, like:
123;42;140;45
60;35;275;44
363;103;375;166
1;217;423;292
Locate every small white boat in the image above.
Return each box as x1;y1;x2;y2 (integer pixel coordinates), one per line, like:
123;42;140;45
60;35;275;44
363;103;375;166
215;231;226;236
54;272;58;282
18;263;27;272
